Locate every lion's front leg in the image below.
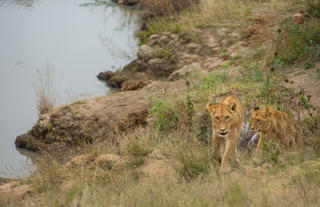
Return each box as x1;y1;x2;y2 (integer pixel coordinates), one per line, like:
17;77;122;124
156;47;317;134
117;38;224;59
256;133;264;154
220;136;237;173
212;134;221;162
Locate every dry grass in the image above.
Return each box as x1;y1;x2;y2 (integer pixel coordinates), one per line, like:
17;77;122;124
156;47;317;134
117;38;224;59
2;0;320;206
140;0;199;16
35;67;57;114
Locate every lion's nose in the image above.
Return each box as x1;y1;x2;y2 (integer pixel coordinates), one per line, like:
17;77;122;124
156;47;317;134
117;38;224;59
220;128;226;132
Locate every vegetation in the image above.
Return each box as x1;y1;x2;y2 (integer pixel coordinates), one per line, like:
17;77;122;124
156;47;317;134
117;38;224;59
35;67;57;115
2;0;320;206
140;0;199;16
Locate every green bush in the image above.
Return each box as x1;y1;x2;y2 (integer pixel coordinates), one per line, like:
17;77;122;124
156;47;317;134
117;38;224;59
275;20;320;65
307;0;320;17
151;100;179;132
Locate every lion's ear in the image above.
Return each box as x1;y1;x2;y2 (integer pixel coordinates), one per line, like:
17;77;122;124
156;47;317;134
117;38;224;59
253;106;260;111
206;103;215;112
228;103;237;113
252;106;260;116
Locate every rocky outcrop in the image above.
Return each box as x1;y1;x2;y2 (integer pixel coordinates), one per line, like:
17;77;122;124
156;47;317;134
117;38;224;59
15;134;41;152
98;31;220;90
16;81;188;157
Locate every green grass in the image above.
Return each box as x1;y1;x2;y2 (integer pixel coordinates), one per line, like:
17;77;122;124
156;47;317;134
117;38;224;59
275;19;320;65
155;46;178;63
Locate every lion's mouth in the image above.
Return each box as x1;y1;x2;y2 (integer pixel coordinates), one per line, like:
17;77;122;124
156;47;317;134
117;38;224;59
219;131;228;136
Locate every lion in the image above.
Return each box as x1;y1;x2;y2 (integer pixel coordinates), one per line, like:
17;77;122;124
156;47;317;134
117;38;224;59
251;107;303;153
207;96;244;172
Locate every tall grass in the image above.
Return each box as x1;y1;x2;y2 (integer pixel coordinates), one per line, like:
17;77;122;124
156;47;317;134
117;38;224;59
35;67;57;114
140;0;199;16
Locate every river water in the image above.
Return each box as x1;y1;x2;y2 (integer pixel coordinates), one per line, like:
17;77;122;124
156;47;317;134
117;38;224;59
0;0;140;177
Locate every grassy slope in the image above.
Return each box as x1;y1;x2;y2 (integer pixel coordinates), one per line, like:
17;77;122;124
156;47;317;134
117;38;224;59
2;0;320;206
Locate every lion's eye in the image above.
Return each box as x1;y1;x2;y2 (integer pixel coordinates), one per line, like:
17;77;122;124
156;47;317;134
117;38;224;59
215;117;219;121
257;119;261;123
226;116;230;120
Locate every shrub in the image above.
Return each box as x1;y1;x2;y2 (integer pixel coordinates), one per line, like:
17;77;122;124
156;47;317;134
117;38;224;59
275;20;320;65
121;129;154;168
151;100;179;132
163;141;212;181
261;139;281;166
307;0;320;17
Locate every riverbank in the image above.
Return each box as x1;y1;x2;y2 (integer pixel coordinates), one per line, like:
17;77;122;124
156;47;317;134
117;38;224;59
2;0;320;206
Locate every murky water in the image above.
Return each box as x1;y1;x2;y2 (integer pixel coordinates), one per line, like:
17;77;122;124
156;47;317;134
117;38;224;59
0;0;140;177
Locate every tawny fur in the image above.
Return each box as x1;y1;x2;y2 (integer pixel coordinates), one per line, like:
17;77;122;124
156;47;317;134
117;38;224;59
251;107;303;153
207;96;244;172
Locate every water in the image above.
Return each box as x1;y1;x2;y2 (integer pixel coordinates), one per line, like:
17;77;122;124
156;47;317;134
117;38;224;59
0;0;140;177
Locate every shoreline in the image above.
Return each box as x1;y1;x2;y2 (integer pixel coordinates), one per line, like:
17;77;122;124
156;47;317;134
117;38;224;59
4;0;320;204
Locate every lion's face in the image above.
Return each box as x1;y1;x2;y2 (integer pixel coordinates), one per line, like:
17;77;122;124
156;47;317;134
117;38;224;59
251;108;271;133
207;103;236;137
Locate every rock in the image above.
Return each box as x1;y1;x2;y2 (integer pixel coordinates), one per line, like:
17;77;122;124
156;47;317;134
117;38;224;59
169;62;202;81
108;74;129;88
138;45;155;61
202;57;226;71
97;72;106;80
39;114;50;130
159;35;170;45
15;134;40;152
167;40;178;48
65;154;94;167
179;54;201;67
148;58;164;65
147;63;175;77
186;43;201;53
120;80;150;91
148;34;160;46
95;154;120;168
148;34;159;41
170;34;179;42
97;71;115;81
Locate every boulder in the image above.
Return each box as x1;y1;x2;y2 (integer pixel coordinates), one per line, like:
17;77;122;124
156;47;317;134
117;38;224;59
97;71;115;81
108;74;129;88
15;134;40;152
138;45;155;61
159;35;170;45
186;43;202;53
169;62;202;81
120;80;150;91
148;58;164;65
